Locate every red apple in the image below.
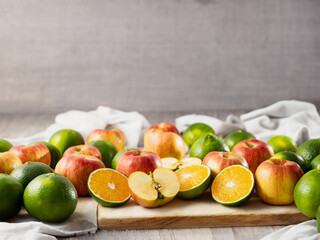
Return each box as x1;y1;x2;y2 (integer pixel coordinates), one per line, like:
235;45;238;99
202;151;248;178
0;152;23;174
232;139;274;174
9;143;51;166
116;150;162;177
255;159;303;205
86;129;125;151
144;122;186;160
63;145;101;160
55;153;105;196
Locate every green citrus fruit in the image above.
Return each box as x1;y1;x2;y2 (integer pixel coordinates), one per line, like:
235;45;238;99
183;123;215;149
271;151;308;173
224;130;255;150
10;162;53;188
317;207;320;232
88;168;131;207
189;134;229;160
294;169;320;218
49;129;84;155
31;141;61;169
23;173;78;222
176;165;211;199
111;148;137;170
267;135;297;154
88;140;118;168
296;139;320;172
0;139;13;152
0;174;24;220
211;165;254;206
310;155;320;170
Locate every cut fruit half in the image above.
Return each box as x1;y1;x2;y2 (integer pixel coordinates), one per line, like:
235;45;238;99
161;157;202;171
175;165;211;200
211;165;254;206
88;168;131;207
128;168;180;208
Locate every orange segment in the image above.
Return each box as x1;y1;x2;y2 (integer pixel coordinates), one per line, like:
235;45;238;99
176;165;210;191
88;168;131;206
211;165;254;205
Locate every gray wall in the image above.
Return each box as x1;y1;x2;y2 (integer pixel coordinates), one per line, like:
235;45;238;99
0;0;319;113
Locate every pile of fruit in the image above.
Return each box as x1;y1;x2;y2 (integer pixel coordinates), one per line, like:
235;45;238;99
1;122;320;231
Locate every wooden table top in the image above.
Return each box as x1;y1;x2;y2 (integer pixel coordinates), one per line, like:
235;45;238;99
0;111;288;240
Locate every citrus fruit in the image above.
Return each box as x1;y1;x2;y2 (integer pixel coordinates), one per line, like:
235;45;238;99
267;135;297;154
111;148;137;170
88;168;131;207
183;123;215;149
88;140;118;168
296;139;320;171
0;139;13;152
271;151;308;173
0;174;24;220
294;169;320;218
10;162;53;188
175;165;211;199
311;155;320;170
161;157;202;171
23;173;78;222
32;141;61;169
211;165;254;206
49;129;84;155
189;134;229;160
223;130;255;150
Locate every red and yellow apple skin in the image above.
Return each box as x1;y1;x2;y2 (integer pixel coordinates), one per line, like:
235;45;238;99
63;145;101;160
116;150;162;177
255;159;304;205
0;152;23;174
86;129;125;151
55;154;105;196
232;139;274;174
9;143;51;166
144;122;186;160
202;151;248;177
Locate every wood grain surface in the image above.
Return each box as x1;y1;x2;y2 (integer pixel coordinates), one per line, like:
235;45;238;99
0;111;302;240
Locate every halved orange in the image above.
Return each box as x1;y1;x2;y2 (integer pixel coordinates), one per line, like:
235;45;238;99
211;165;254;206
88;168;131;207
175;165;211;199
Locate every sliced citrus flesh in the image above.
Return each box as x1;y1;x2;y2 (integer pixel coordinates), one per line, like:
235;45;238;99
211;165;254;206
175;165;211;199
88;168;130;207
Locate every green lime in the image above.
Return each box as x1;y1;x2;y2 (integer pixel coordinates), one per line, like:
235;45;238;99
10;162;53;188
49;129;84;155
296;139;320;172
111;148;137;170
189;134;229;160
271;151;308;173
88;140;118;168
0;174;24;220
310;155;320;170
294;169;320;218
23;173;78;222
88;168;131;207
267;135;297;154
211;165;254;206
0;139;13;152
183;123;215;149
224;130;255;150
32;141;61;169
176;165;211;200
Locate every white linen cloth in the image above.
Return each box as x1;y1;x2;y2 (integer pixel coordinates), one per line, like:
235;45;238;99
176;100;320;145
175;100;320;239
1;106;150;239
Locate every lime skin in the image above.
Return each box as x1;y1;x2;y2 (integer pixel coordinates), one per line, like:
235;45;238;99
183;123;215;149
224;130;255;151
49;129;84;155
88;140;118;168
0;139;13;152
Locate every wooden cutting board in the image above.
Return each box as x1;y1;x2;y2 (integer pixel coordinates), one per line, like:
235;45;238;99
98;192;310;230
